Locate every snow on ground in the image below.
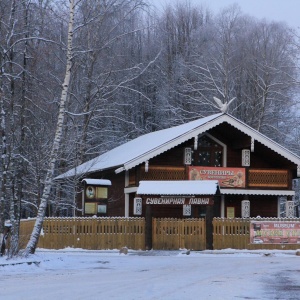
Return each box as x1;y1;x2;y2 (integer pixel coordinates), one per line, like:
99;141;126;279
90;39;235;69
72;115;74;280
1;248;300;300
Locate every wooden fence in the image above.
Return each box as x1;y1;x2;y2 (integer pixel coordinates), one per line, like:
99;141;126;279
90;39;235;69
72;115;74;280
20;217;145;250
19;217;300;251
153;218;206;250
213;218;300;250
19;218;36;250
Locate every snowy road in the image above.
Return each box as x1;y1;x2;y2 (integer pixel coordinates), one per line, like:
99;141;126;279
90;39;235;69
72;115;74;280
0;249;299;300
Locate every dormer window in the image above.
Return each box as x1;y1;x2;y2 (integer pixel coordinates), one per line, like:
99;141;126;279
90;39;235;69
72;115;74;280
196;136;223;167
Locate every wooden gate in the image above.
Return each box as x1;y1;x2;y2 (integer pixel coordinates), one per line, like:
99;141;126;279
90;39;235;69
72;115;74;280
152;218;206;250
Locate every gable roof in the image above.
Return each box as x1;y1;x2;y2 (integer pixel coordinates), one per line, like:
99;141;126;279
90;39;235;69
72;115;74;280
55;113;300;180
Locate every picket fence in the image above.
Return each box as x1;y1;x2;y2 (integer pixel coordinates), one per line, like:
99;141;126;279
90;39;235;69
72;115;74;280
19;217;300;251
153;218;206;250
19;217;145;250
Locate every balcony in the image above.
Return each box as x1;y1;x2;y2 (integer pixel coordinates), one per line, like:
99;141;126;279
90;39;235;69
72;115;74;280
130;166;290;189
248;169;289;188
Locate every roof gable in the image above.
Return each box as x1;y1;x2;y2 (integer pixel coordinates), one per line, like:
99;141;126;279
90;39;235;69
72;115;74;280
55;113;300;179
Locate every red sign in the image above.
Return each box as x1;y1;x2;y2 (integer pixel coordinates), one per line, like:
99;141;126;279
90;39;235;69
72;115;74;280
250;221;300;244
188;167;246;188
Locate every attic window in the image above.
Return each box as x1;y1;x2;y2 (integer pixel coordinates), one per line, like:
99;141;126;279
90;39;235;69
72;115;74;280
196;136;223;167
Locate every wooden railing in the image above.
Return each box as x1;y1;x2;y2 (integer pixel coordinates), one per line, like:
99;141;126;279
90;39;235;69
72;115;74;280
20;217;145;250
132;166;290;189
248;169;289;188
153;218;206;250
213;218;300;250
140;165;186;181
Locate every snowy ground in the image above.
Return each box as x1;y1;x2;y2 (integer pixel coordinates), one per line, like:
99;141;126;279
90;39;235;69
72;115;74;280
1;248;300;300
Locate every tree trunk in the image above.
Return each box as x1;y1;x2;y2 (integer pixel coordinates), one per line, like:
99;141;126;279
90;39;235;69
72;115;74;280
23;0;75;256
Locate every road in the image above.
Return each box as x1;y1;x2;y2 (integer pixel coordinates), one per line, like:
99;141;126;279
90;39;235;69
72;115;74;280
0;250;299;299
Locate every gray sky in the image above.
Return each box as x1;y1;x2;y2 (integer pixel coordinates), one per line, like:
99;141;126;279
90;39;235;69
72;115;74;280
152;0;300;30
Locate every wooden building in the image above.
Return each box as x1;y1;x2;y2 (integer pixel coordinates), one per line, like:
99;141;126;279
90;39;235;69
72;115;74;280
56;113;300;221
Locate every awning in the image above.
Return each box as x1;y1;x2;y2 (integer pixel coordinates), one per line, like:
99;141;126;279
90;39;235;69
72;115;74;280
220;188;295;196
137;180;219;195
82;178;111;186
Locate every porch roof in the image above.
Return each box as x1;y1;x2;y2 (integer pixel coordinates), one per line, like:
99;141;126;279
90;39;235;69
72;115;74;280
137;180;219;195
82;178;111;186
220;188;295;196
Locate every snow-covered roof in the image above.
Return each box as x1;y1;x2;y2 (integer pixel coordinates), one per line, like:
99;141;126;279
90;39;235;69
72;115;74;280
55;113;223;179
81;179;111;186
137;180;219;195
55;113;300;180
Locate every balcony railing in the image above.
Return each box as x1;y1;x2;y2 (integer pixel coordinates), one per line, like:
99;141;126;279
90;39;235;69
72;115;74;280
131;166;290;189
139;165;186;181
248;169;289;188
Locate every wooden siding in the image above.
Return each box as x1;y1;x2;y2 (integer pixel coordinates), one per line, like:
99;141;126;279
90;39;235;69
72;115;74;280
224;195;278;218
208;125;295;169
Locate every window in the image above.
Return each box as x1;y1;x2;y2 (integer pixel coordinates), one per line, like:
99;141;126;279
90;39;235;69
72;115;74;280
196;136;223;167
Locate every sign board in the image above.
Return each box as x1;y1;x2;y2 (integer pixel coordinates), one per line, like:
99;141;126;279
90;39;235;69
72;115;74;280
250;221;300;244
188;166;246;188
97;204;107;214
86;186;96;199
82;181;110;216
85;186;108;200
145;196;214;205
227;207;235;218
85;203;97;214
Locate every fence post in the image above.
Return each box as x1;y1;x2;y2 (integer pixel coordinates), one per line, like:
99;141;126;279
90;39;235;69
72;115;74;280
145;205;152;250
206;206;214;249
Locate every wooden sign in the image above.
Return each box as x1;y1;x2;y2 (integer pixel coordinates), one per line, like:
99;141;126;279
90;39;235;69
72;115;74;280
144;196;214;205
85;186;108;200
189;166;246;188
85;202;97;214
227;207;235;218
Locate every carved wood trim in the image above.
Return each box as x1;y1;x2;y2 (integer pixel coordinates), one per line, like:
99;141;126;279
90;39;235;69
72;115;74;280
248;169;289;188
140;165;186;181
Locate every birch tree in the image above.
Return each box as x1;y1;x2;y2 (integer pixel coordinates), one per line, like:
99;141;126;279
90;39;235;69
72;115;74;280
23;0;76;256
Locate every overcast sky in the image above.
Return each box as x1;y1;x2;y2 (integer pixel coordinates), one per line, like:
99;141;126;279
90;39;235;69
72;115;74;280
151;0;300;31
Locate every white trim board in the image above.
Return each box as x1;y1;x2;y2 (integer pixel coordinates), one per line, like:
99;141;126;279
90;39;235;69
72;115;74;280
220;189;295;196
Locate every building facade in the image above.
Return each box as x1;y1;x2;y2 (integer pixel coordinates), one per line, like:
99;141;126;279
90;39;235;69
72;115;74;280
56;113;300;220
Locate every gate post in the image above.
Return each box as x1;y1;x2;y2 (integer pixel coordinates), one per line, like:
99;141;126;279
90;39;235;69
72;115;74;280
145;205;152;250
206;206;213;249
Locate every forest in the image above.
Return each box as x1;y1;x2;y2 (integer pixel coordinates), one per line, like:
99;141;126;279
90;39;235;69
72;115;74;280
0;0;300;255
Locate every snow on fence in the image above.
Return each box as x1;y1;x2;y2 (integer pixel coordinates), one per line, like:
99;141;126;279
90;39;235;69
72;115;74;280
213;218;300;250
19;217;145;250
